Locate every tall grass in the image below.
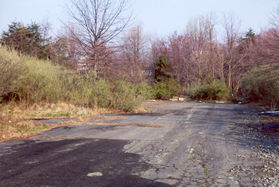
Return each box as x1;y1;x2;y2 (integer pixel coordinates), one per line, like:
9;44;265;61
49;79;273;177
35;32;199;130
0;46;66;103
0;48;23;100
0;46;141;111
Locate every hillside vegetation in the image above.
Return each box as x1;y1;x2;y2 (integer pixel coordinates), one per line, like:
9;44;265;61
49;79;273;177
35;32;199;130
1;1;279;124
0;46;145;112
0;46;150;141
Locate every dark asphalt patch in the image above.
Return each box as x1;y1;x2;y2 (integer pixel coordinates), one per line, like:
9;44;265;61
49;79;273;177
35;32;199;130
102;113;165;117
32;118;75;125
248;123;279;137
0;139;170;187
261;123;279;135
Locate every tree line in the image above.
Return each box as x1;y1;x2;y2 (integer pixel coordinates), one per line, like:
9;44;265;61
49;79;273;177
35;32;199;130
1;0;279;107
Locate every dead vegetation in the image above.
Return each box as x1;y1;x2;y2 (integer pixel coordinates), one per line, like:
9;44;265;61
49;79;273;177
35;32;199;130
0;102;153;142
0;102;101;142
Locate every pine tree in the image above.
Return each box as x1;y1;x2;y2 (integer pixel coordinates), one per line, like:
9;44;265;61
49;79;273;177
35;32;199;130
154;55;181;99
1;22;50;59
155;55;173;82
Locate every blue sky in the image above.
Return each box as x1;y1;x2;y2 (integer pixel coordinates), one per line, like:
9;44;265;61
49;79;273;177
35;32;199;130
0;0;278;37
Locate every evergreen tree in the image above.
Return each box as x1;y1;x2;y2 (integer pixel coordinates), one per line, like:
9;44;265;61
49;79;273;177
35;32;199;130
1;22;50;59
154;55;181;99
245;28;255;41
238;28;256;54
155;55;173;82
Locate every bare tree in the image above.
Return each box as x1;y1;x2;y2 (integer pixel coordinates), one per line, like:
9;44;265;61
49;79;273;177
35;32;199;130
55;30;83;69
271;5;279;29
266;6;279;66
121;25;148;82
185;15;218;83
67;0;131;75
255;29;279;68
167;32;191;84
223;14;241;89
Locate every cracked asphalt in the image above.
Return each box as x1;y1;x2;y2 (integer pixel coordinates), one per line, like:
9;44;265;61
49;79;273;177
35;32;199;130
0;102;279;186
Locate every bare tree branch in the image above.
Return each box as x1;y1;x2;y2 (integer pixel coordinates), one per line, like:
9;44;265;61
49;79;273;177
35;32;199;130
66;0;132;74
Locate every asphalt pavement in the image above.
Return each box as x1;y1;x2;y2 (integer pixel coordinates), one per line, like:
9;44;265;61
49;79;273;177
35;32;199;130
0;102;278;186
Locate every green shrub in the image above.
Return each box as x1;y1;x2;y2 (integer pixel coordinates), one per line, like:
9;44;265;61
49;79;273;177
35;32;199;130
17;55;67;103
239;66;279;108
135;82;155;100
111;81;140;112
187;80;230;101
153;79;181;100
0;47;67;103
62;73;94;106
0;48;23;102
153;82;171;100
0;46;142;112
91;79;112;108
168;79;182;97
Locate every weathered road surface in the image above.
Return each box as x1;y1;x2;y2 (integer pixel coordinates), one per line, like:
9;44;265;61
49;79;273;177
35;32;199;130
0;102;279;186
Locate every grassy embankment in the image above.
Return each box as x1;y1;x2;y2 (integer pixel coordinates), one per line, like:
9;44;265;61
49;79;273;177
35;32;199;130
0;46;146;141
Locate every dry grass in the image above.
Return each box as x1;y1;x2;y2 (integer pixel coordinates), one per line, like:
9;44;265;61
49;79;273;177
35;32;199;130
0;119;49;141
0;102;103;142
6;102;100;118
0;102;152;142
